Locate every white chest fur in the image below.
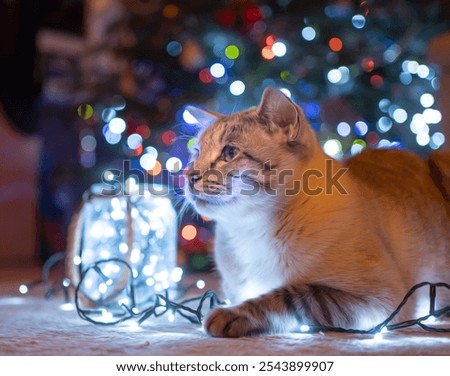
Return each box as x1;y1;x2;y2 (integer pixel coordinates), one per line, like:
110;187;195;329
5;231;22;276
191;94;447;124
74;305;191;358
214;211;285;303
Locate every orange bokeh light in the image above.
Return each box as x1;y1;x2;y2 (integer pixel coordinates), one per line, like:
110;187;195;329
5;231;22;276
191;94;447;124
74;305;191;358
147;160;162;176
329;37;343;52
181;224;197;241
163;4;179;18
261;46;275;60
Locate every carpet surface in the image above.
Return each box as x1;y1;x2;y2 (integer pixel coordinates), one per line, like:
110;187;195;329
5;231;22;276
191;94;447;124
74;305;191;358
1;270;449;356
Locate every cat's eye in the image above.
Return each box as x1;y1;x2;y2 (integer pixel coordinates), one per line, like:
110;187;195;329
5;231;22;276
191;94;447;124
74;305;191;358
221;145;239;161
191;147;200;158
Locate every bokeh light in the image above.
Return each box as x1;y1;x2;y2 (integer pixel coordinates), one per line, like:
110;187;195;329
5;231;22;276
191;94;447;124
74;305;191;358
225;45;240;59
261;46;275;60
431;132;445;148
81;135;97;152
199;68;214;83
140;153;157;170
352;15;366;29
329;37;343;52
210;63;226;78
323;139;342;157
163;4;179;18
181;225;197;241
301;26;316;41
370;74;383;88
77;104;94;120
327;69;342;83
102;108;116;122
423;108;442;124
166;41;182;57
109;117;126;134
376;117;393;133
420;93;434;108
280;88;291;98
354;121;368;136
162;130;176;145
272;41;287;57
127;134;143;150
147;161;162;176
104;130;121;145
416;132;430;146
229;80;245;96
393;108;408;123
337;122;351;137
166;157;183;173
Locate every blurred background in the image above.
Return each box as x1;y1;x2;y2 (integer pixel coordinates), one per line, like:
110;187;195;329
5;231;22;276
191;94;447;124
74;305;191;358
0;0;449;274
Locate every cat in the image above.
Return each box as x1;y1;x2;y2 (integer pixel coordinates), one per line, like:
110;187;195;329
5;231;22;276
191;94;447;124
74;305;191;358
184;87;450;337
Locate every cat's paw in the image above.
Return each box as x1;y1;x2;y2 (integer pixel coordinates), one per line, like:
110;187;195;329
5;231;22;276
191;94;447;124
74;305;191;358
204;307;264;337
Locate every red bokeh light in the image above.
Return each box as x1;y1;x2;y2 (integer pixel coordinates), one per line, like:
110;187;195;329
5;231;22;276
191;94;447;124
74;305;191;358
362;58;375;72
244;5;263;23
217;8;236;27
370;74;383;88
366;131;380;146
199;68;214;83
162;130;176;145
136;124;151;139
329;37;343;52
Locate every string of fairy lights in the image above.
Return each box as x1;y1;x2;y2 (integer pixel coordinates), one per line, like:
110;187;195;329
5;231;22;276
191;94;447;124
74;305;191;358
19;254;450;340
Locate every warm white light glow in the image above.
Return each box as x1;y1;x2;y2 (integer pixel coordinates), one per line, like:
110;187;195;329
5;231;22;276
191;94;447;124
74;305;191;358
229;80;245;96
280;88;291;98
166;157;183;173
210;63;225;78
416;132;430;146
59;303;75;311
351;143;364;155
393;108;407;123
196;280;206;289
420;93;434;108
183;109;198;124
171;267;183;283
19;285;28;294
327;69;342;84
109;117;126;134
140;153;157;170
337;122;351;137
300;324;310;332
272;41;287;57
323;139;341;157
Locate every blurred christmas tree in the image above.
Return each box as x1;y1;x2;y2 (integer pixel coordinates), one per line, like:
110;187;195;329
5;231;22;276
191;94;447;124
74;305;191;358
45;0;449;269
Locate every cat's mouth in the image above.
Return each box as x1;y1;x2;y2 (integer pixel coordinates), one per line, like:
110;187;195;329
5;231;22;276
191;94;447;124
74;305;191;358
191;194;236;207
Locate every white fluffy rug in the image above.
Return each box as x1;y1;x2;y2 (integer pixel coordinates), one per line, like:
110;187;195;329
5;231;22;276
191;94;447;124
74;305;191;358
1;272;450;356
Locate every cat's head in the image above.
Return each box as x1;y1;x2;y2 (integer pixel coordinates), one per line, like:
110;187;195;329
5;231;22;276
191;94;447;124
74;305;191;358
184;87;318;220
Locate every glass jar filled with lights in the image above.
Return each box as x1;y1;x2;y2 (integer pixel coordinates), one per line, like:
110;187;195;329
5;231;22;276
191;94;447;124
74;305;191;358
66;180;181;323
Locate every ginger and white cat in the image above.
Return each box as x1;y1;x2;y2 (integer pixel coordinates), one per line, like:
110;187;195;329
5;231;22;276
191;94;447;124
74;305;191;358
184;87;450;337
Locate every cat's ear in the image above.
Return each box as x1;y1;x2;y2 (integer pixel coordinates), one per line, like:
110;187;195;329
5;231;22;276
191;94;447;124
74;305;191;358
184;106;219;129
257;87;303;143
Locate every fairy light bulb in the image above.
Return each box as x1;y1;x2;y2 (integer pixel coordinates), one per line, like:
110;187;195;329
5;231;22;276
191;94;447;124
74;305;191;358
300;324;310;332
196;279;206;289
19;285;28;294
